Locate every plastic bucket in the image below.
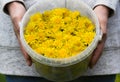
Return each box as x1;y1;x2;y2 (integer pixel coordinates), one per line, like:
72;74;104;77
20;0;102;81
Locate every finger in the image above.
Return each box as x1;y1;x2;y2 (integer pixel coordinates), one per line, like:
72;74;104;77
89;34;106;68
21;47;32;66
89;41;104;68
19;40;32;66
16;34;32;66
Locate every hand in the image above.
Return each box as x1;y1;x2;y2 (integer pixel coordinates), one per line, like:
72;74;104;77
8;2;32;66
89;5;110;68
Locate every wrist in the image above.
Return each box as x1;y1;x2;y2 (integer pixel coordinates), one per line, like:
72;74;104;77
94;5;110;17
93;5;108;36
7;1;26;16
7;2;26;39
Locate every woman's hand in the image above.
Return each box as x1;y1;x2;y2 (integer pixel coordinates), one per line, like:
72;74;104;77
89;5;110;68
8;2;32;66
94;5;109;35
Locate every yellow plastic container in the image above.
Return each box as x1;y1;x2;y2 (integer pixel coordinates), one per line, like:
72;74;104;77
20;0;102;81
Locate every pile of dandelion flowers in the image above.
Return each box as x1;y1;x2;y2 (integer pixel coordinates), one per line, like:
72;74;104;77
24;8;95;58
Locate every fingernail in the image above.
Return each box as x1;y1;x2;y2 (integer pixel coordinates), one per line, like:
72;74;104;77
27;61;32;66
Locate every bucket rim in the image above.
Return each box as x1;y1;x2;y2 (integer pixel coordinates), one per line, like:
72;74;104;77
20;0;101;67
